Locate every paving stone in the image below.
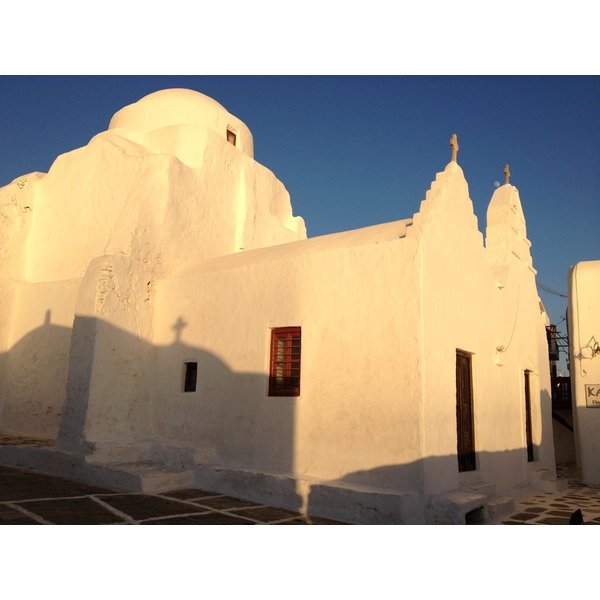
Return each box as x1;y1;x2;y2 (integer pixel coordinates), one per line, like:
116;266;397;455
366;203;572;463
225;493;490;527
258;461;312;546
97;494;202;521
507;512;538;521
0;465;114;502
538;517;570;524
494;462;600;525
3;460;600;526
276;518;311;524
160;489;221;500
0;506;40;524
266;514;344;525
547;510;576;517
192;495;265;511
0;464;348;525
290;515;346;525
144;513;255;525
17;497;126;525
229;506;303;523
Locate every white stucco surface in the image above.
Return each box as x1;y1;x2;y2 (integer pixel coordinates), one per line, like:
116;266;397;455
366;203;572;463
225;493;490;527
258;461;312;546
568;260;600;484
0;88;557;523
108;88;255;159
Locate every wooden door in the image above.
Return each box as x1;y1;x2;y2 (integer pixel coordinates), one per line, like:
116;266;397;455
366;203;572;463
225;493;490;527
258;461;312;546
456;351;476;472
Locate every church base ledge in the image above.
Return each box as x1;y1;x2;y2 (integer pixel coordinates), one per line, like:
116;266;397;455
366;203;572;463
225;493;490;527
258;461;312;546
425;486;518;524
192;464;425;524
529;467;568;492
0;442;522;524
0;443;196;493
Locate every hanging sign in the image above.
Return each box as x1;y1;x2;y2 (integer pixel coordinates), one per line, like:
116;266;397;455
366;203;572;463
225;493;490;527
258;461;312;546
585;385;600;407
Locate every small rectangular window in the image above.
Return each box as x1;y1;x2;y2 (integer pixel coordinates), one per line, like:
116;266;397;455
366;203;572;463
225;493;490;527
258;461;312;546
226;129;237;146
183;362;198;392
268;327;301;396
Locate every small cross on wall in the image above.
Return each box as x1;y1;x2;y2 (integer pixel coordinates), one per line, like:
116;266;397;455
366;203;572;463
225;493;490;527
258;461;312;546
450;134;459;163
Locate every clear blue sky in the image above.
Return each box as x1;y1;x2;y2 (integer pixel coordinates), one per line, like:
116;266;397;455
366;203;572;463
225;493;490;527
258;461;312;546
1;76;598;370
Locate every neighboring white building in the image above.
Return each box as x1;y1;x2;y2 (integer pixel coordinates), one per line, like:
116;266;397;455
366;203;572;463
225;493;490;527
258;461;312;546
0;89;560;523
568;260;600;485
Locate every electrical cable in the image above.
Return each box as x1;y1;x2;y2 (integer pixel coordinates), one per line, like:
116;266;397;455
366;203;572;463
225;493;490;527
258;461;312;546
536;282;567;298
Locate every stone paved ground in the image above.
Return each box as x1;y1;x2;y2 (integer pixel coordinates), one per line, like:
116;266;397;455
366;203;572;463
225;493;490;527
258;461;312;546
2;461;597;525
0;464;345;525
494;462;600;525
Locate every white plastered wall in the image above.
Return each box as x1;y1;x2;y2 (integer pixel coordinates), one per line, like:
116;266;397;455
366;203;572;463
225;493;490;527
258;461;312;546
0;89;306;445
149;161;554;501
568;260;600;484
152;220;424;490
411;162;554;496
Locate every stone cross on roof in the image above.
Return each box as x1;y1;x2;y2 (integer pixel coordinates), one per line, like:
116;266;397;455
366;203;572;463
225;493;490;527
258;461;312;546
450;134;459;163
504;164;511;184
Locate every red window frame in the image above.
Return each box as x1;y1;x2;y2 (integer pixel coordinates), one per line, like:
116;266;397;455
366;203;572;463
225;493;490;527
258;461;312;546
268;327;301;396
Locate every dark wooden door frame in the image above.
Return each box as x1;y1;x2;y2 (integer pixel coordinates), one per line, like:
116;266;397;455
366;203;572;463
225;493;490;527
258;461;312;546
456;350;476;472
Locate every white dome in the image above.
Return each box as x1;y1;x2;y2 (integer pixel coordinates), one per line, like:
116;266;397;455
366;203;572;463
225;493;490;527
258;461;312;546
108;88;254;157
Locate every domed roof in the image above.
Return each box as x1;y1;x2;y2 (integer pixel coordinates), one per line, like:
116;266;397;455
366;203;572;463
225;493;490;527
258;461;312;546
108;88;254;157
109;89;227;131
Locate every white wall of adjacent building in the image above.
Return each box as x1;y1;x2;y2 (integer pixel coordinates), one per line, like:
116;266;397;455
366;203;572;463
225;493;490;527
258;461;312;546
568;260;600;484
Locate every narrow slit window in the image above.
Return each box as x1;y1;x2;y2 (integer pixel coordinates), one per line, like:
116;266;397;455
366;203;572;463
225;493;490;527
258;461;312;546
524;370;535;462
226;128;237;146
183;362;198;392
268;327;301;396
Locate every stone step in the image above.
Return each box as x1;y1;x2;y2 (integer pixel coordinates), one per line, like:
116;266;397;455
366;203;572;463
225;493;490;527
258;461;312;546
465;481;496;498
304;480;422;525
530;468;569;492
531;477;568;493
484;496;515;522
88;462;195;494
427;487;517;524
85;443;151;465
427;489;487;524
533;468;556;481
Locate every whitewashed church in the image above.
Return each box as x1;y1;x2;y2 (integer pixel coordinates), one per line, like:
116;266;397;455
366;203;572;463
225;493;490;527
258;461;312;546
0;89;561;523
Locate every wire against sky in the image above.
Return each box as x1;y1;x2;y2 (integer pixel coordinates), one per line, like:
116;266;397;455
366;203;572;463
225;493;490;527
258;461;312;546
537;282;568;299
